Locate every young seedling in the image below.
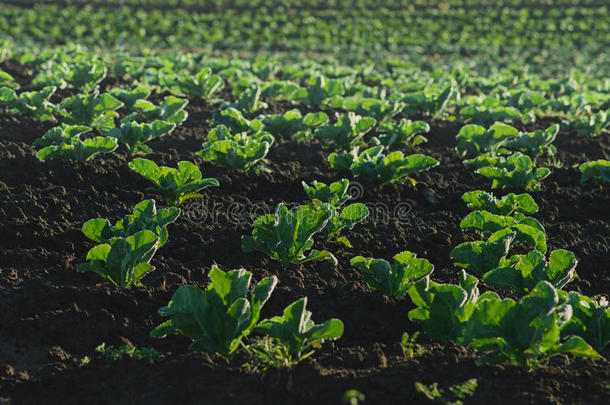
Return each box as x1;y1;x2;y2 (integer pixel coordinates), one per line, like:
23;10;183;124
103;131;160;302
196;125;274;171
107;120;176;155
241;203;337;267
351;251;434;298
128;158;219;206
78;229;159;289
32;124;118;162
253;297;344;365
151;266;278;357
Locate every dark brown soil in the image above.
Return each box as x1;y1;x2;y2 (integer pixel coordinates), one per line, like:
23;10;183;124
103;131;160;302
1;61;609;405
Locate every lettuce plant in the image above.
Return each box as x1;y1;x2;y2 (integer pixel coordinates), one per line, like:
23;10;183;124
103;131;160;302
109;86;151;111
0;86;56;121
461;190;539;216
32;124;118;162
455;123;518;157
226;85;267;117
474;152;551;191
60;90;123;132
392;84;456;117
293;75;344;106
82;199;179;261
573;110;610;138
482;249;577;293
302;178;352;207
211;107;263;135
78;229;159;288
196;125;274;171
151;267;278;357
460;210;547;253
336;146;439;184
253;297;344;363
314;112;376;150
561;292;610;352
128;158;219;205
262;109;329;141
171;67;224;99
121;96;188;125
579;159;610;183
460;103;523;126
107;120;176;154
241;203;337;267
459;281;600;371
62;61;107;93
351;251;434;298
302;179;369;247
408;270;490;343
0;69;19;89
505;124;559;158
450;228;516;277
342;97;404;124
374;118;430;148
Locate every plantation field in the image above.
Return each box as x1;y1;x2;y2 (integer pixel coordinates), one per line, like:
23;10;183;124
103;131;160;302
1;1;609;404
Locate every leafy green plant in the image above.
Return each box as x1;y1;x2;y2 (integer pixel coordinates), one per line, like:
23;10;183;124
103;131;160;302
374;118;430;148
335;146;439;184
408;270;491;343
241;203;337;267
460;103;523;126
171;67;224;99
293;75;344;106
227;85;267;117
302;178;352;207
82;199;179;260
151;267;278;357
580;159;610;183
109;86;151;111
211;107;263;135
392;84;456;117
128;158;219;205
450;228;516;277
0;69;19;89
342;97;403;124
196;125;274;171
107;120;176;154
0;85;56;121
122;96;188;125
351;251;434;298
474;152;551;191
459;281;600;371
253;297;344;364
459;209;547;253
461;190;539;216
78;229;159;288
399;331;426;358
561;292;610;352
455;123;518;157
573;110;610;138
62;61;107;93
302;179;369;246
482;249;577;293
505;124;559;158
60;90;123;132
262;109;329;141
32;124;118;162
314;112;376;150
